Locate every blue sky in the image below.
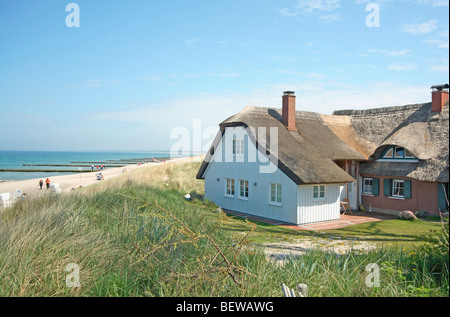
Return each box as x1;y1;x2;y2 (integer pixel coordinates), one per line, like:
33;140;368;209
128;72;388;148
0;0;448;151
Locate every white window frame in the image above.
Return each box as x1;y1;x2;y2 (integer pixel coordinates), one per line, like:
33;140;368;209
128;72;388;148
392;179;405;198
313;185;326;201
233;138;245;156
363;178;373;195
238;180;249;200
269;183;282;206
225;178;235;197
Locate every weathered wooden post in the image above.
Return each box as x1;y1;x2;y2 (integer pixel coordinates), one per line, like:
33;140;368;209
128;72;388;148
282;283;308;297
296;284;308;297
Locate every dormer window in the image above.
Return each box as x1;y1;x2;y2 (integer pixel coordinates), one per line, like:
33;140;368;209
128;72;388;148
379;146;417;161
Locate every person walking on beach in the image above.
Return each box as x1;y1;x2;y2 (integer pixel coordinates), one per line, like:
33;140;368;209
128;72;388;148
91;165;94;171
39;179;43;190
45;178;50;189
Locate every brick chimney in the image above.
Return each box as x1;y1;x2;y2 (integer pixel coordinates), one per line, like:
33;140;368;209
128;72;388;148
431;84;449;113
282;91;297;131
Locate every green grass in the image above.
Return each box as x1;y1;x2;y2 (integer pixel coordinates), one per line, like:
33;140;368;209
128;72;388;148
0;161;448;297
325;218;443;248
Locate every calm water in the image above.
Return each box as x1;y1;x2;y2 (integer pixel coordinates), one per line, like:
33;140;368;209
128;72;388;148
0;151;175;181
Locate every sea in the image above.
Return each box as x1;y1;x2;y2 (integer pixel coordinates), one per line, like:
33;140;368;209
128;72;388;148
0;150;178;182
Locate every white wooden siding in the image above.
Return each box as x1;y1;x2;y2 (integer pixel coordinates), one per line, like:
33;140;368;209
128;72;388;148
204;126;298;224
297;184;341;224
203;126;342;225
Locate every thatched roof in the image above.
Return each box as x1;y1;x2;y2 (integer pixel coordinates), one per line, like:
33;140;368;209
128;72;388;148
197;106;358;185
198;100;449;184
333;102;449;182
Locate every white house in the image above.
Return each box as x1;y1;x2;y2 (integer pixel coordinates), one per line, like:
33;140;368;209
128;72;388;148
197;86;449;224
197;91;358;225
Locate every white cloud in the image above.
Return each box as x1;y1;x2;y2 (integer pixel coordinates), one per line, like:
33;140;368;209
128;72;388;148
358;0;449;7
367;49;411;56
277;8;298;17
91;81;431;128
425;39;450;49
277;0;341;22
138;70;240;82
76;80;433;150
400;19;439;35
185;38;200;44
388;63;418;71
416;0;450;6
266;54;299;62
295;0;341;13
75;79;121;88
429;64;449;72
319;13;341;22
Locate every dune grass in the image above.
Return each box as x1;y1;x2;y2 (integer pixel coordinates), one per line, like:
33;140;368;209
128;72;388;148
0;161;448;297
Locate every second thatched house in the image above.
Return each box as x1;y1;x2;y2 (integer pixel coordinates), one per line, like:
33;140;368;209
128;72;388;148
197;85;449;225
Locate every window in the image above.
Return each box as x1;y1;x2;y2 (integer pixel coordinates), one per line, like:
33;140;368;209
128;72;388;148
362;177;379;196
381;146;416;160
226;178;235;196
233;138;245;155
363;178;373;195
270;183;282;204
392;180;405;198
239;180;249;199
384;148;394;158
313;185;326;200
405;149;415;158
384;178;411;199
394;147;404;158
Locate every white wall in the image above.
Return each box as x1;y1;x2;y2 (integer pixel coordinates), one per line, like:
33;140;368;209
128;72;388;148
203;126;298;224
297;184;341;224
203;126;342;225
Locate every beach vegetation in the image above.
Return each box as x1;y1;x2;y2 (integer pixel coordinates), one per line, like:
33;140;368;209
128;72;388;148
0;161;448;297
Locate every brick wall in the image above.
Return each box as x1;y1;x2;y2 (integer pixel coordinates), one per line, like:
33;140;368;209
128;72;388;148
361;174;440;214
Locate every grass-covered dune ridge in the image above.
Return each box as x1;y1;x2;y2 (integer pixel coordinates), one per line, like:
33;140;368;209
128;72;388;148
0;161;448;297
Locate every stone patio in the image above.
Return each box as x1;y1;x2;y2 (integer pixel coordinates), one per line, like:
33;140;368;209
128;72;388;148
223;209;396;231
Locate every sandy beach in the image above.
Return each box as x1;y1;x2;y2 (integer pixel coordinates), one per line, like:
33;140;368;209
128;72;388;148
0;155;202;205
0;162;157;200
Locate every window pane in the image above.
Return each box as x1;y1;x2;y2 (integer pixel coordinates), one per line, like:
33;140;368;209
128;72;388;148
320;185;325;197
363;178;373;194
393;180;404;197
405;149;414;158
395;147;404;158
384;148;394;158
